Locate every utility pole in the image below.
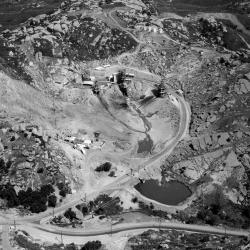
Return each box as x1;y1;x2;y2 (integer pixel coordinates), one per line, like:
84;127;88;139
60;231;63;244
52;94;57;129
158;217;161;231
73;155;76;168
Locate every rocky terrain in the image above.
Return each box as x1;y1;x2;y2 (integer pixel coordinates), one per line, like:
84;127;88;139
0;0;250;249
126;229;250;249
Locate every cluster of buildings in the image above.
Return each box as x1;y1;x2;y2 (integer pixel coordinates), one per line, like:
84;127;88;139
65;135;104;155
108;72;135;84
81;66;136;94
135;24;164;34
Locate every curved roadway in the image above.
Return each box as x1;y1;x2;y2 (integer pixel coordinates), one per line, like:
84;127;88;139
4;91;189;224
2;5;250;245
1;59;249;245
6;91;250;240
31;221;250;237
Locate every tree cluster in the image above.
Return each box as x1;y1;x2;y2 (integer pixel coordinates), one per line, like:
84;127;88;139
189;188;250;228
93;194;123;216
0;183;56;213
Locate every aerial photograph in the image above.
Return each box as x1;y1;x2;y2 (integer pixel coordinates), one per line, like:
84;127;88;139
0;0;249;249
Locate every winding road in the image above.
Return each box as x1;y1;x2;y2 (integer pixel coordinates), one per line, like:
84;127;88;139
1;4;250;249
30;221;250;237
2;90;249;243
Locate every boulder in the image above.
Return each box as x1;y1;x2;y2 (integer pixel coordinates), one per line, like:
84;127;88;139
22;150;30;157
217;132;230;146
12;125;19;132
239;78;250;92
53;23;63;33
61;23;69;32
239;78;250;85
0;140;4;152
245;72;250;81
73;20;80;28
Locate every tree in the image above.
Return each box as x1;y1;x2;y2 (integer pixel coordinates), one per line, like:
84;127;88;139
81;241;102;250
64;208;77;221
0;184;19;207
59;189;66;197
18;185;55;213
197;208;207;220
48;194;57;207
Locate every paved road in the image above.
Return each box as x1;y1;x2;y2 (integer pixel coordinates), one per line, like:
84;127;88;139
0;92;185;226
2;225;13;250
2;4;250;245
8;91;188;224
140;93;190;170
31;221;250;238
1;67;249;247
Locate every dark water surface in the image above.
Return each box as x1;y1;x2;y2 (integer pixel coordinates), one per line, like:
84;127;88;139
135;179;192;205
137;134;154;154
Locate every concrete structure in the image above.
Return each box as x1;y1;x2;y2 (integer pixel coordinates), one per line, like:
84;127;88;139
95;66;104;70
82;81;94;86
126;73;135;78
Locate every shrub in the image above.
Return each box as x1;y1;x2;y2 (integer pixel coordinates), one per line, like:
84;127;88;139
0;184;19;207
65;243;78;250
81;241;102;250
82;206;88;216
108;171;115;177
95;162;112;172
132;197;138;203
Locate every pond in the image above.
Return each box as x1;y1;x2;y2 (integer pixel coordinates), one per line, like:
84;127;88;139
137;134;154;154
135;179;192;206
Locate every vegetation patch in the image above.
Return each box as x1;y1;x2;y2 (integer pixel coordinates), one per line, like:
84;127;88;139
0;124;72;212
0;184;55;213
95;162;112;172
64;17;137;61
14;230;103;250
128;229;249;249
